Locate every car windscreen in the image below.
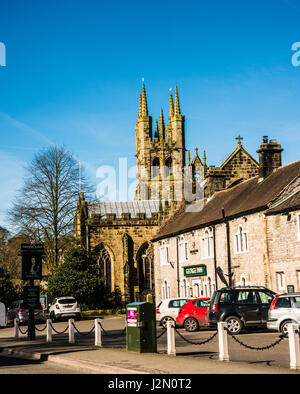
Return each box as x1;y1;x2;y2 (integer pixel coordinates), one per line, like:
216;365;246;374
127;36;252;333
58;298;76;304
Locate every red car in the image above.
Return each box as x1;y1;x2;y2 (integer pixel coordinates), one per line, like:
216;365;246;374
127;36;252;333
176;297;210;332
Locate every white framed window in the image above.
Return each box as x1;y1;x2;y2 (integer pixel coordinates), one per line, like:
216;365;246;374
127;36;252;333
234;225;249;254
159;243;169;266
201;228;214;258
203;276;216;298
276;272;285;291
181;279;190;297
162;279;171;300
178;236;188;263
192;279;201;298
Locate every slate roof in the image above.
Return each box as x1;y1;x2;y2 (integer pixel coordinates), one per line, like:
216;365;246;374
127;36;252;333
152;160;300;241
86;200;165;219
266;189;300;215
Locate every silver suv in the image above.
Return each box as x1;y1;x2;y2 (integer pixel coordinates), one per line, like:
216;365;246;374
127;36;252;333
6;300;44;325
267;293;300;336
49;297;81;322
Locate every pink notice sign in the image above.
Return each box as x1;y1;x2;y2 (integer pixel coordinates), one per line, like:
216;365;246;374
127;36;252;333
127;308;137;327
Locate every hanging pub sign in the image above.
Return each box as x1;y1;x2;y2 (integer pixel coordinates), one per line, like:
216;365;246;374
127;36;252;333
21;243;44;281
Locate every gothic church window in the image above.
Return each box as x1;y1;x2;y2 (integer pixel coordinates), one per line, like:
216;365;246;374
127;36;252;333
201;228;214;258
152;157;160;178
164;157;173;177
98;244;112;293
234;225;248;254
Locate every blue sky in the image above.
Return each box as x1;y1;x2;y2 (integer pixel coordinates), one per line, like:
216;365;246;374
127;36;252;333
0;0;300;229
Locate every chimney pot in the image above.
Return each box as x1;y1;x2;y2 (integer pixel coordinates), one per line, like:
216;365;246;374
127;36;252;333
257;137;283;179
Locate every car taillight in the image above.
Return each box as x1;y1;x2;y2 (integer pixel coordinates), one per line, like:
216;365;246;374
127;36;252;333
269;296;279;311
211;303;217;313
55;305;60;309
156;308;160;314
18;308;24;312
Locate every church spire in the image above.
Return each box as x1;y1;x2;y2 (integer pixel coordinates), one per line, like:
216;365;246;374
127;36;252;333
141;83;148;116
203;150;207;166
187;150;191;166
159;108;165;141
154;119;159;139
169;93;174;118
174;86;181;115
138;94;142;118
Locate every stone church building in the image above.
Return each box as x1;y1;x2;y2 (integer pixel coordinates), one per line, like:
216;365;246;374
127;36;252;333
74;84;260;302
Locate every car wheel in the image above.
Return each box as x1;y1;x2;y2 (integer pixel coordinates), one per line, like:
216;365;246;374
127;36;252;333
184;317;199;332
161;316;175;328
280;320;293;337
225;316;243;334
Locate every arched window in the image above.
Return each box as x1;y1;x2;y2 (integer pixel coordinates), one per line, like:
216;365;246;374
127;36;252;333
234;225;248;254
152;157;160;178
201;228;214;258
98;244;112;293
178;235;188;263
137;243;154;292
164;157;173;177
204;276;215;297
162;280;171;300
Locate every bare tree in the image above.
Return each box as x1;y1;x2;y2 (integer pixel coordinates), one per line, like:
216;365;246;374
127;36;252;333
8;145;93;271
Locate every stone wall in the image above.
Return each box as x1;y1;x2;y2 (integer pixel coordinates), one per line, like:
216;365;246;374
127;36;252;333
86;214;162;298
266;210;300;292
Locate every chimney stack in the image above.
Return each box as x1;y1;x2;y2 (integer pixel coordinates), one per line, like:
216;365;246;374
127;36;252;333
257;136;283;179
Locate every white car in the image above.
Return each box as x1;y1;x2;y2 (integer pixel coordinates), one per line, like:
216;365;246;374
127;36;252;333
267;292;300;336
49;297;81;322
156;298;191;327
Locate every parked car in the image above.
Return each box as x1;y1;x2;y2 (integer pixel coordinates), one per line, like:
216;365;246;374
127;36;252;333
177;297;210;332
206;286;276;334
6;300;44;325
267;292;300;336
156;298;191;327
48;297;81;322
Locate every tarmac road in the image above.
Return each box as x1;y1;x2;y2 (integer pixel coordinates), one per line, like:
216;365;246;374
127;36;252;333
0;315;296;373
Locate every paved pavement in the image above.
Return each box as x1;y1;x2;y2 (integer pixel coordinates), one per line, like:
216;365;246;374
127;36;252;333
0;317;300;376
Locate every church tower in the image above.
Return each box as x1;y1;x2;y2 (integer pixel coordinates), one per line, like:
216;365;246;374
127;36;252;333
134;84;186;204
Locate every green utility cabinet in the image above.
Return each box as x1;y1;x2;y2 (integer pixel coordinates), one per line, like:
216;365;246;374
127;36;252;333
126;302;157;353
